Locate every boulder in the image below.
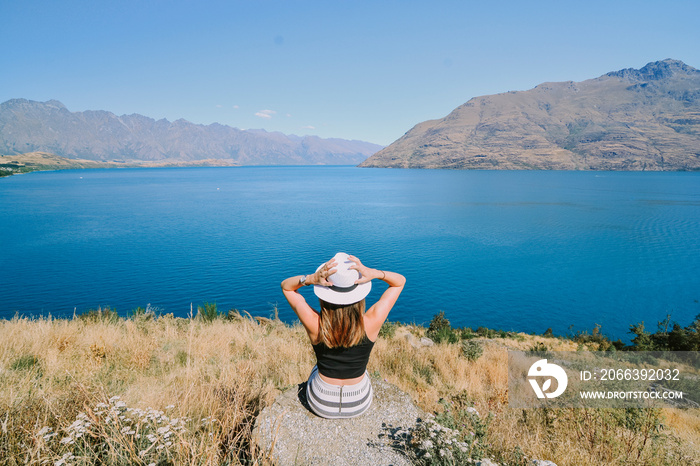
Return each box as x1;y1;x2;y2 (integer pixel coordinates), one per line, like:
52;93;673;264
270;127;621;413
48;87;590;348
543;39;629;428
253;378;426;465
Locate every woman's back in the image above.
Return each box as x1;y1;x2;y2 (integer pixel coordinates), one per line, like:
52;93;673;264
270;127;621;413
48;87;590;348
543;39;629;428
280;252;405;418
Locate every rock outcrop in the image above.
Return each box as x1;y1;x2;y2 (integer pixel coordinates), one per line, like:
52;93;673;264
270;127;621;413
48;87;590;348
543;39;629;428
253;379;425;465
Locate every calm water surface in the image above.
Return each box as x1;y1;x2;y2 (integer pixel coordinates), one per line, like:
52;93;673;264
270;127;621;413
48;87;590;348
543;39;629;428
1;166;699;340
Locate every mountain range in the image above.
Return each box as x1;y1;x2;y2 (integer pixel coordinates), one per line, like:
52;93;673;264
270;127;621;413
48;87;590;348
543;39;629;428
0;99;383;165
360;59;700;170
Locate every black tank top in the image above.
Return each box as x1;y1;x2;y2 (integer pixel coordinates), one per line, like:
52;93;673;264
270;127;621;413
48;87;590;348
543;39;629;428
312;336;375;379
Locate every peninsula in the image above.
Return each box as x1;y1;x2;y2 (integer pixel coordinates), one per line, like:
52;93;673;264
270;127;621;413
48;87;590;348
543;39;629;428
360;59;700;170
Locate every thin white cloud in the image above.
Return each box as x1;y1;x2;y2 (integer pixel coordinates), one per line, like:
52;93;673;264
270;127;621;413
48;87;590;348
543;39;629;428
233;105;239;109
216;104;223;108
301;125;316;130
255;109;276;119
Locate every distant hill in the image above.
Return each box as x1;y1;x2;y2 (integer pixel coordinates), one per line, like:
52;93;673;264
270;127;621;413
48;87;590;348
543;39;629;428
0;99;383;165
0;152;117;177
360;59;700;170
0;151;246;177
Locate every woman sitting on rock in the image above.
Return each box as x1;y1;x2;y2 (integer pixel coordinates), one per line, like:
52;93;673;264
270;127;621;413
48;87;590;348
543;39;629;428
281;252;405;419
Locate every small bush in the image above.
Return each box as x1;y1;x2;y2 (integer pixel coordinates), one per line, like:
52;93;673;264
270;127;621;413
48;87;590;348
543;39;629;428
408;399;492;465
461;340;483;361
34;396;191;465
528;341;549;357
196;302;219;322
379;321;397;339
427;312;458;344
129;303;158;321
76;307;120;324
428;311;451;334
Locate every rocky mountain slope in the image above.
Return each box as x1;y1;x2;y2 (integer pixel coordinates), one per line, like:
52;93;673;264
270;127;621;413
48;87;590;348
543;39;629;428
360;59;700;170
0;99;382;165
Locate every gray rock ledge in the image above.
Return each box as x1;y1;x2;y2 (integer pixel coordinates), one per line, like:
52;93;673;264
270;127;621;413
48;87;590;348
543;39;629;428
253;378;426;465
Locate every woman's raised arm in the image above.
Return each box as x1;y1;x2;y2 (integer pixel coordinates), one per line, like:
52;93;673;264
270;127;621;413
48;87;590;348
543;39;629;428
280;258;337;340
347;255;405;340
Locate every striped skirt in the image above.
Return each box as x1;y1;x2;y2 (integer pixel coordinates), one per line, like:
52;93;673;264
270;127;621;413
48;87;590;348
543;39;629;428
306;365;373;419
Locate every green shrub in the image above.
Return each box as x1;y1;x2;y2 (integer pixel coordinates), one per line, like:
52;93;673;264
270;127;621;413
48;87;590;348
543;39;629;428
427;312;458;344
408;399;492;465
461;340;483;361
196;302;219;322
379;321;397;339
428;311;451;333
77;307;120;324
528;341;549;357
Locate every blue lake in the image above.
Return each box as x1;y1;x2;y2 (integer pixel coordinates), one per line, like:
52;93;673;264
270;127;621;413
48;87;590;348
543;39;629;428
1;166;699;341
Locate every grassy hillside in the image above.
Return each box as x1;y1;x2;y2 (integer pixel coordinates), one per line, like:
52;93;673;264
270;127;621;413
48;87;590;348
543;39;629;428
0;152;119;176
0;152;241;177
1;309;697;465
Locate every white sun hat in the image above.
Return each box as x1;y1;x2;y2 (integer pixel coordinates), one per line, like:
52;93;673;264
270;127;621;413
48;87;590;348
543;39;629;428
313;252;372;305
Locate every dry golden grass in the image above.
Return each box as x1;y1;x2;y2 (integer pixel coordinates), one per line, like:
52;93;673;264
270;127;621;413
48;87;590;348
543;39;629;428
1;314;698;465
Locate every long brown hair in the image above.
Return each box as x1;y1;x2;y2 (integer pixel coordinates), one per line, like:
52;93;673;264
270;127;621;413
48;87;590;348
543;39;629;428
317;299;366;348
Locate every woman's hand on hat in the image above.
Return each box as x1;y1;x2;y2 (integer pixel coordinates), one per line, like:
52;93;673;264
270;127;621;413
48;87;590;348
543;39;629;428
313;258;337;286
347;255;374;284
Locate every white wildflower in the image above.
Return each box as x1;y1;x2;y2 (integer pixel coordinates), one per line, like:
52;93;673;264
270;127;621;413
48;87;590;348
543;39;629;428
165;441;172;447
109;396;121;403
466;407;479;416
165;405;175;409
439;449;446;457
115;401;127;409
59;437;73;445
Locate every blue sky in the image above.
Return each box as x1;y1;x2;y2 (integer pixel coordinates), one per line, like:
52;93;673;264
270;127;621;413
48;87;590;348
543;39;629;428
1;1;698;146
